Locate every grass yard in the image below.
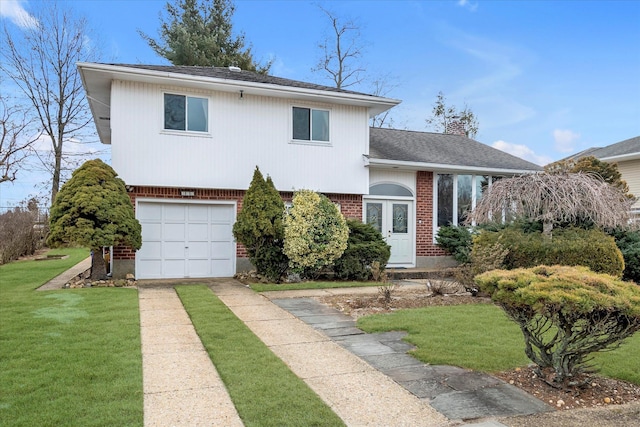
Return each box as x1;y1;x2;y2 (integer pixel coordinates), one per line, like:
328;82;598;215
0;248;143;427
176;285;345;427
358;303;640;385
250;280;378;292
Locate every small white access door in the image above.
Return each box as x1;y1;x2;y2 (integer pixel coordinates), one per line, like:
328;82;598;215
365;200;413;265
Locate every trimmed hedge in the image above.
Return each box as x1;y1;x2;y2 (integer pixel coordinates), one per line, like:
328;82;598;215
473;226;624;277
334;219;391;280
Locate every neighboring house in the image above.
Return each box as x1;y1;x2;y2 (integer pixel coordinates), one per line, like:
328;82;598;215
565;136;640;217
78;63;541;280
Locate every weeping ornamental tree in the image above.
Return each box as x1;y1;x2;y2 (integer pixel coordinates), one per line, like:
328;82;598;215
468;172;636;235
47;159;141;280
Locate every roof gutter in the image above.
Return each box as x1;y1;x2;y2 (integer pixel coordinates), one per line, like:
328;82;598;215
77;62;400;115
367;158;542;175
599;152;640;162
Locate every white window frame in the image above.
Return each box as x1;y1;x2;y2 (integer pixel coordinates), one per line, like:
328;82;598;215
432;174;497;242
161;90;211;136
290;105;331;145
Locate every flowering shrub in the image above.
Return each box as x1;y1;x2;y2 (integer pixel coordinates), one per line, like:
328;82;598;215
284;190;348;277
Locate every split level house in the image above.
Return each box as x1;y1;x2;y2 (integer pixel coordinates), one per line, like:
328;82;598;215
78;63;542;280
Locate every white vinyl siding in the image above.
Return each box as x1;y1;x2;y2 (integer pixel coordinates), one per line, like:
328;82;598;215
110;80;368;195
617;160;640;209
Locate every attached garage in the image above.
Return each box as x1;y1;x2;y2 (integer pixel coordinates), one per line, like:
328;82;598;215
136;200;236;279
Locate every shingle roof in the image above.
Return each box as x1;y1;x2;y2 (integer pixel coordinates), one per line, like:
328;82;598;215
107;63;374;97
369;127;542;171
584;136;640;159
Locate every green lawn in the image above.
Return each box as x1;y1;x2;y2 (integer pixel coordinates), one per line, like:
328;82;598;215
358;303;640;384
0;248;143;427
176;285;345;427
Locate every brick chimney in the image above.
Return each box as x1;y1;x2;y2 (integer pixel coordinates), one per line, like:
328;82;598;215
445;117;466;136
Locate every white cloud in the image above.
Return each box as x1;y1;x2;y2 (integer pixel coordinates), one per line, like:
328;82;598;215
457;0;479;12
553;129;580;153
0;0;38;29
492;140;553;166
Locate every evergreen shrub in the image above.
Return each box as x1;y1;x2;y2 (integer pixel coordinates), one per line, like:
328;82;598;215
609;228;640;284
333;219;391;280
233;168;288;282
473;226;624;277
435;225;473;263
475;265;640;382
284;190;348;277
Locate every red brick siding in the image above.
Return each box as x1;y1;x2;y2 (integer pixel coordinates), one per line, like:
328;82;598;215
416;171;446;257
113;186;363;261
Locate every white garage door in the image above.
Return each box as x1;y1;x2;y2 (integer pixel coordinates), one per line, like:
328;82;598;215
136;201;236;279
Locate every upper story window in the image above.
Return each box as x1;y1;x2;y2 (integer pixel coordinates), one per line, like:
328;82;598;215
292;106;330;142
164;93;208;132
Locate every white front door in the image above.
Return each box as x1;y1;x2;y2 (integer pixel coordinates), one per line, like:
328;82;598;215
365;200;414;265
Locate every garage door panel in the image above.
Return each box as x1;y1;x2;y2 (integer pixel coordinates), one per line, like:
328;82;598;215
211;241;232;259
164;205;186;220
187;260;210;277
188;205;209;221
188;223;209;240
138;203;163;220
188;241;209;258
138;241;162;259
211;259;233;276
164;260;186;277
211;224;232;240
141;223;162;241
210;205;233;222
163;223;185;240
164;241;186;259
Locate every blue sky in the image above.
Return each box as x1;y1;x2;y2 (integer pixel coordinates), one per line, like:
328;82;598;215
1;0;639;207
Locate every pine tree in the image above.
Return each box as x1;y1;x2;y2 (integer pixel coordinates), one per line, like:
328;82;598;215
47;159;141;280
139;0;271;73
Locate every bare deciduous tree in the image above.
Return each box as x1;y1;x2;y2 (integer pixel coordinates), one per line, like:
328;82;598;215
0;92;39;184
313;6;365;89
425;91;479;139
1;3;101;204
369;74;399;128
468;172;637;235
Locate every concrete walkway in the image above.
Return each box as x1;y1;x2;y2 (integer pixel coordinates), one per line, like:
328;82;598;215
209;280;451;426
37;256;91;291
138;287;243;426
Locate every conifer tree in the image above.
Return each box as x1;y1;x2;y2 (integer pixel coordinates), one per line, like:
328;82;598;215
47;159;141;280
140;0;271;73
233;167;287;281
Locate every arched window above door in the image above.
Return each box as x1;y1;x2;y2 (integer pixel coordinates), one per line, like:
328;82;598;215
369;183;413;197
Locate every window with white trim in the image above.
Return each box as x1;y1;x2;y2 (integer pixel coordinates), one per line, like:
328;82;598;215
435;174;502;229
164;93;208;132
292;107;330;142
